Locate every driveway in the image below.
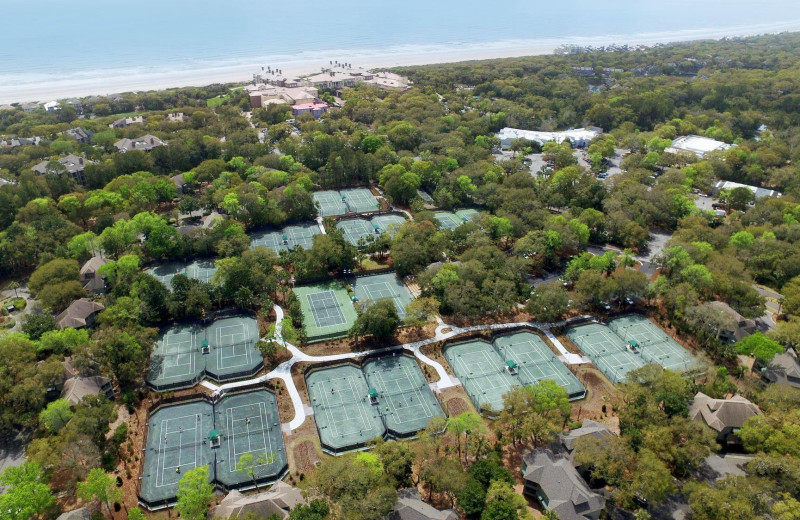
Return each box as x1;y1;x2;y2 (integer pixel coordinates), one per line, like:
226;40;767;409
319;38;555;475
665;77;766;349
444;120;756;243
1;282;35;332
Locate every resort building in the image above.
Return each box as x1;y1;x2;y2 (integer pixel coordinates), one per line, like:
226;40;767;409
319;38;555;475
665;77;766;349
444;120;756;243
291;101;328;117
247;85;319;109
114;134;166;153
31;154;93;185
522;450;605;520
689;392;762;445
713;180;782;199
664;135;733;158
497;127;602;148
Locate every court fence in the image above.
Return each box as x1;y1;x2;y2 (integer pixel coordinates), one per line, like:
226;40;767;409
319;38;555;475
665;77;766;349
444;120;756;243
294;265;395;286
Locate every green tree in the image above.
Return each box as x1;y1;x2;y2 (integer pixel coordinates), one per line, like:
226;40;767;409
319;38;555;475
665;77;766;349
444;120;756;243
21;314;57;340
28;258;80;294
0;462;55;520
77;468;122;517
526;282;570;322
404;297;439;329
128;507;146;520
735;333;784;363
39;398;74;433
176;466;214;520
349;299;401;343
235;451;276;492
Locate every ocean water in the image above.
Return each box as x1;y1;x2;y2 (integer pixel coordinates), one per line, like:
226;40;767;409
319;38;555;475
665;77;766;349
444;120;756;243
1;0;799;101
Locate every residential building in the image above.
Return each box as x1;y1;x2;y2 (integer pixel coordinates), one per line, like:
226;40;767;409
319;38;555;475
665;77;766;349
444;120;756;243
689;392;762;444
561;419;615;453
43;101;61;112
208;482;305;519
61;375;114;405
21;102;40;113
109;115;144;128
703;301;756;342
0;136;43;148
55;299;105;329
713;180;782;199
65;127;93;144
664;135;733;158
497;127;602;148
31;154;93;185
291;101;328;117
388;488;459;520
80;256;108;294
64;98;83;114
522;450;605;520
762;348;800;389
0;104;15;111
114;134;166;153
166;112;189;123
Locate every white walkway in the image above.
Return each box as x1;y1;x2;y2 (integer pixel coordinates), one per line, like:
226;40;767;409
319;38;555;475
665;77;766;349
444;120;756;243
200;306;593;432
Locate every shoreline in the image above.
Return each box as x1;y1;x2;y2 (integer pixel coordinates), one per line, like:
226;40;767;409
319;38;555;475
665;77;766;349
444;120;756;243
3;23;800;105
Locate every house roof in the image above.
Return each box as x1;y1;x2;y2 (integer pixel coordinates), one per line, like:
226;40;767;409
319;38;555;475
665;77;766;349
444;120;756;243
561;419;615;452
56;508;92;520
31;154;92;175
703;301;755;340
55;298;105;329
65;128;93;141
665;135;733;158
60;375;112;405
388;488;459;520
208;482;305;520
496;127;601;146
763;349;800;388
522;450;605;520
114;134;165;153
689;392;762;432
80;256;107;277
714;180;781;199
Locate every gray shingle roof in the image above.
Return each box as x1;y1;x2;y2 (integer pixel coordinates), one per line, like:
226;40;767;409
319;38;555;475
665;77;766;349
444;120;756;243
208;482;305;520
522;450;605;520
689;392;762;432
561;419;615;452
55;298;105;329
388;489;458;520
763;349;800;388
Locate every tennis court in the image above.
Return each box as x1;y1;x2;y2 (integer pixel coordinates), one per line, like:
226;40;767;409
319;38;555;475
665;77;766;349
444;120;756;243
146;259;217;290
204;316;262;380
494;332;586;399
363;355;445;437
147;315;262;390
455;209;478;223
371;214;406;238
306;365;385;453
608;315;697;372
250;222;320;253
313;190;348;217
140;400;214;507
340;188;380;213
417;190;434;204
444;340;516;413
434;211;463;231
214;390;288;488
567;323;646;383
337;218;376;247
350;273;413;318
149;323;204;390
293;282;359;342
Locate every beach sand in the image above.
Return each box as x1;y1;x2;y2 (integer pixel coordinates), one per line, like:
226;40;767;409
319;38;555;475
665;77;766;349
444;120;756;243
3;23;800;105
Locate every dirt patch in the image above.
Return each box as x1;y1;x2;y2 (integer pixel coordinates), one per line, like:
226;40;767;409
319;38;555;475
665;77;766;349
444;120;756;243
292;440;320;474
555;332;583;355
569;365;620;433
438;386;476;416
420;342;454;376
273;380;297;424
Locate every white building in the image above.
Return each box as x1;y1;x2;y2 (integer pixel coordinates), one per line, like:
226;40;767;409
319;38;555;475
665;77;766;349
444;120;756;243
497;127;602;148
43;101;61;112
714;180;781;199
665;135;733;158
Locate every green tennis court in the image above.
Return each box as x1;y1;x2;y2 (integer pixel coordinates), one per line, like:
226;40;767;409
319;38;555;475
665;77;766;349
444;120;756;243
567;323;646;383
434;211;463;231
340;188;380;213
313;190;348;217
306;365;385;453
139;390;287;508
494;331;586;399
147;315;263;391
214;390;288;488
349;273;413;318
204;316;262;380
455;209;479;223
363;355;445;437
416;190;434;203
249;229;284;252
250;222;321;253
608;315;697;371
371;214;406;237
337;218;375;247
146;259;217;290
444;340;516;413
293;282;359;342
140;400;214;507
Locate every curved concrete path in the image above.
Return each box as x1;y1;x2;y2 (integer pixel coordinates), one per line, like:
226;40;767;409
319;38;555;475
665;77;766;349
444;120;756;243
200;306;594;432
